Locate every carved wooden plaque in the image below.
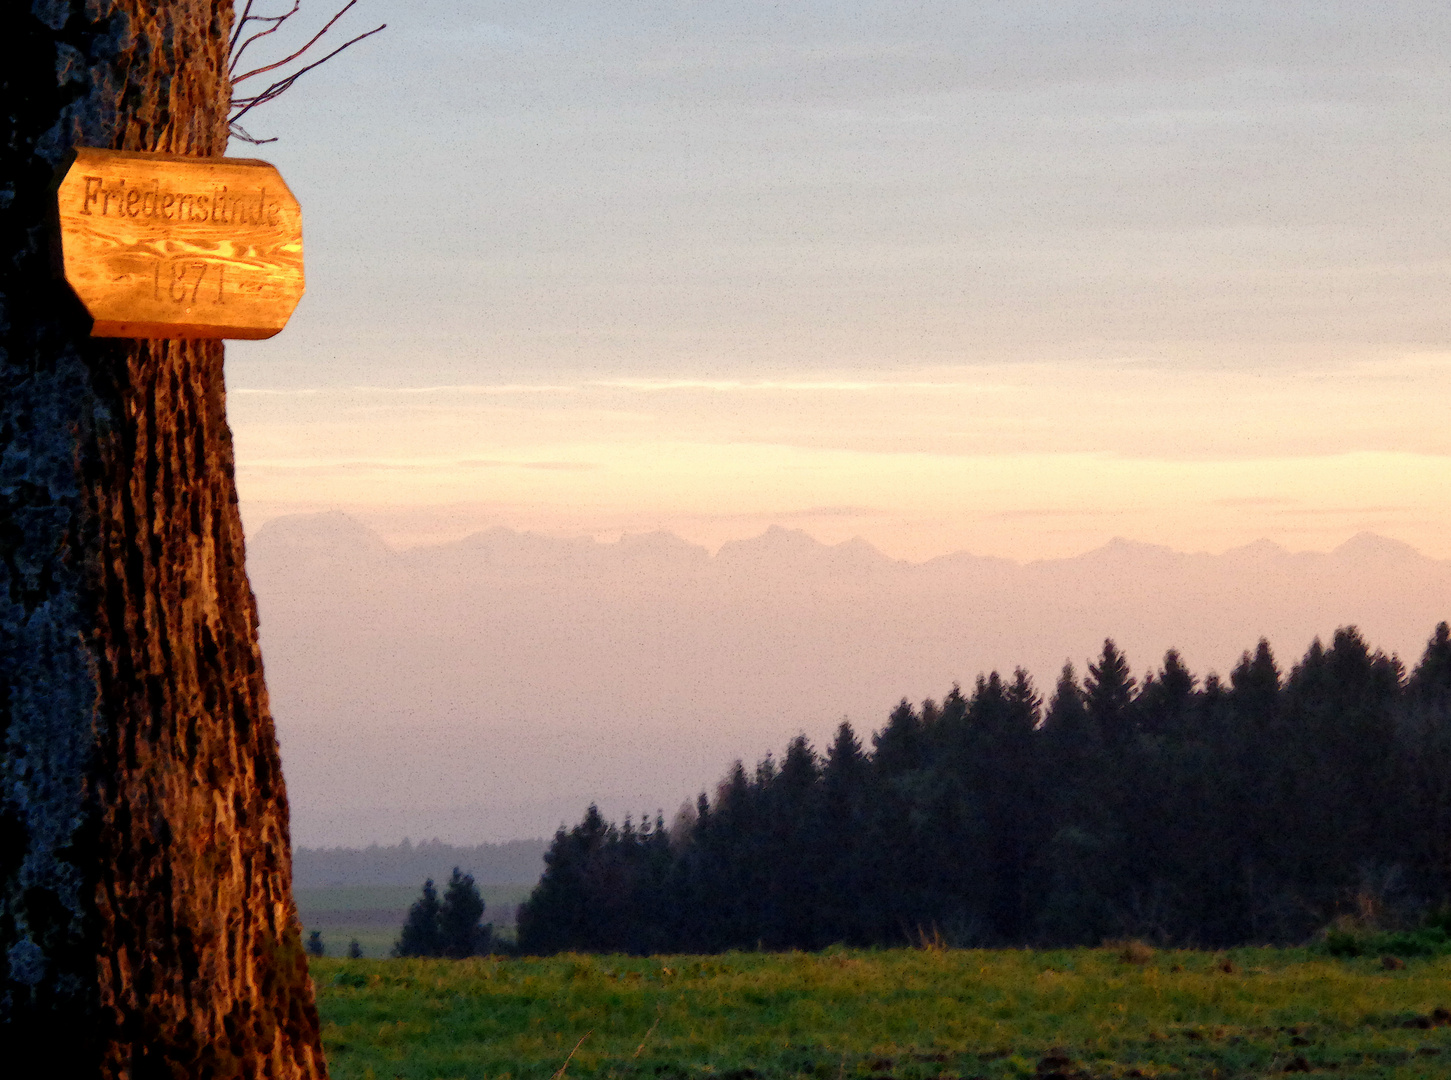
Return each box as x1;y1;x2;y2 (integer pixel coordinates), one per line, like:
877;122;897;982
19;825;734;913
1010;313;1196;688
54;147;305;339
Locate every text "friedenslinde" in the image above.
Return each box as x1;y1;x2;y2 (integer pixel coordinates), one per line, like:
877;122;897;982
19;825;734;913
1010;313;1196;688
78;176;283;227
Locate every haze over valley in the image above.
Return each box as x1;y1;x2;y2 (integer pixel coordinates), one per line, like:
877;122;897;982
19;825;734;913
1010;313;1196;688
222;2;1451;857
252;512;1451;847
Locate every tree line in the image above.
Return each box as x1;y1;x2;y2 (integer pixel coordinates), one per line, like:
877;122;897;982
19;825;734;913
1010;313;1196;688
292;837;545;889
516;623;1451;954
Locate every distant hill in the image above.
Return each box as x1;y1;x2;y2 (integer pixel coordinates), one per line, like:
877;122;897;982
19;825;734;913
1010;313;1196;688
250;513;1451;846
292;838;547;889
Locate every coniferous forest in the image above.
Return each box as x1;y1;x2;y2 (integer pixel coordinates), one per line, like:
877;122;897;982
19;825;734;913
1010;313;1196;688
517;624;1451;954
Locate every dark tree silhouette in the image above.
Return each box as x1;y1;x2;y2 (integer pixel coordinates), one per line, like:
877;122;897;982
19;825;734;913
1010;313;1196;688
396;868;491;957
439;867;490;958
516;623;1451;956
396;879;444;958
1085;638;1137;745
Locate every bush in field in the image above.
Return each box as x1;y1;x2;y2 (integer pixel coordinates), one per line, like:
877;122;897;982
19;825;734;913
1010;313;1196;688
347;939;363;959
306;930;325;957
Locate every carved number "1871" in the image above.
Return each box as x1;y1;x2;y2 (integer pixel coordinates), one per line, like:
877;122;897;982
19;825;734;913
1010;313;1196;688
153;260;226;305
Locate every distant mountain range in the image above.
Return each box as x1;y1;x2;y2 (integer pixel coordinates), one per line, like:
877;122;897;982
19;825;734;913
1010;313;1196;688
249;513;1451;847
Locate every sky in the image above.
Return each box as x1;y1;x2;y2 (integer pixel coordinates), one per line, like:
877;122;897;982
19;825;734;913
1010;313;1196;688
227;1;1451;562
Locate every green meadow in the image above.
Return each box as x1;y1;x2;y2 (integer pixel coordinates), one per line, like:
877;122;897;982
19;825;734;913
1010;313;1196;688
311;947;1451;1079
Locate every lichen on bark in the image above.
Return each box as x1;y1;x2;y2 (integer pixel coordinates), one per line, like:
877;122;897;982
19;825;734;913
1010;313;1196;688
0;2;327;1074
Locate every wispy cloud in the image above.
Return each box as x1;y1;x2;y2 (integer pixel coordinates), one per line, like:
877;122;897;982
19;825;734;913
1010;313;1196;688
992;507;1129;520
591;378;1019;394
668;505;890;522
1213;496;1297;508
459;459;598;472
243;458;599;473
1270;505;1413;517
232;384;585;397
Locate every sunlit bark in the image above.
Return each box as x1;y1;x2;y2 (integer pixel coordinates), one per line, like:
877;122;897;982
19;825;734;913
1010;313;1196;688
0;2;326;1073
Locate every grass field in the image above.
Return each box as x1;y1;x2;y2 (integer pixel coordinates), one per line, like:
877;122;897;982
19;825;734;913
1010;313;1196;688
311;947;1451;1079
297;884;532;959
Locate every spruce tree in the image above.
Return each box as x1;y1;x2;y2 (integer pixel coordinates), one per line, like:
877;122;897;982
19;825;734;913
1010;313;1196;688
820;721;867;943
517;806;612;955
969;670;1042;941
439;867;489;958
1040;662;1093;804
396;879;444;958
1231;640;1282;731
872;699;925;774
824;721;866;790
1403;623;1451;902
1409;622;1451;703
1138;649;1196;737
1085;638;1137;744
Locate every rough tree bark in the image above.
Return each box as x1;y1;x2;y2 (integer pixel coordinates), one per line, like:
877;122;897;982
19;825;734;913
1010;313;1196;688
1;2;327;1074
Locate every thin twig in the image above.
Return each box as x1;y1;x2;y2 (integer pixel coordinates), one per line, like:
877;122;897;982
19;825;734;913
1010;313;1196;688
227;0;386;141
230;0;300;72
230;23;385;124
228;124;278;146
230;0;256;52
234;0;358;84
552;1031;592;1080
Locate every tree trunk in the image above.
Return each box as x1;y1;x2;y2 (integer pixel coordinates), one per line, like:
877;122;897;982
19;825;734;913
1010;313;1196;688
1;3;327;1074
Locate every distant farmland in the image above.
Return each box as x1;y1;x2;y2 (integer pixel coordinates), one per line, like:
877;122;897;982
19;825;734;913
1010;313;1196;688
296;883;534;959
292;840;544;957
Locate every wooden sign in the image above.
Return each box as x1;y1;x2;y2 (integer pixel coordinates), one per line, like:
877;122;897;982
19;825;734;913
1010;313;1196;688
54;147;304;339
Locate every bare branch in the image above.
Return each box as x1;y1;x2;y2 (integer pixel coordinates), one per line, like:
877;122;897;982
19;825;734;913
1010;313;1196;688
226;1;386;144
230;2;301;75
230;23;385;125
228;124;279;146
233;0;355;84
229;0;257;53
